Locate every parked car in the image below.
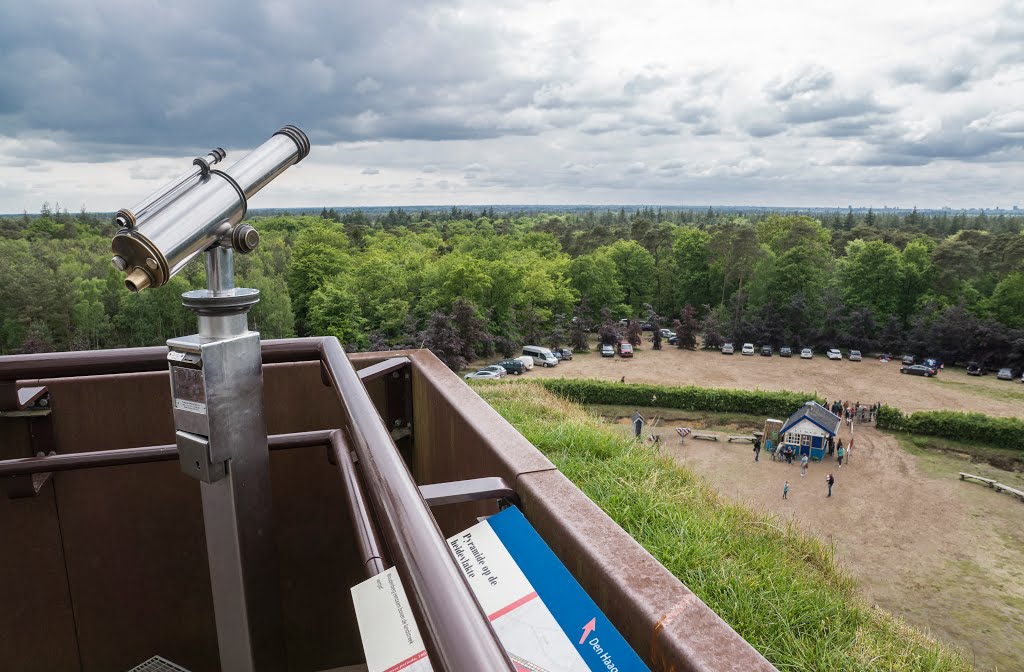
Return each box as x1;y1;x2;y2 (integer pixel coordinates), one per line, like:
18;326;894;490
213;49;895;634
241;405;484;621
800;347;813;359
780;346;793;358
848;350;862;362
741;343;755;356
600;344;615;357
901;354;916;366
901;364;937;377
516;355;535;370
923;357;943;371
721;342;735;354
667;335;679;345
478;365;507;377
641;322;654;332
556;348;573;361
659;328;676;339
464;369;503;380
760;345;773;357
997;367;1014;381
522;345;559;367
618;341;634;357
498;358;526;375
966;361;984;376
827;348;842;360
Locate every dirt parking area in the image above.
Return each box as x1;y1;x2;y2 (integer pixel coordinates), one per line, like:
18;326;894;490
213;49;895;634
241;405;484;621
529;344;1024;417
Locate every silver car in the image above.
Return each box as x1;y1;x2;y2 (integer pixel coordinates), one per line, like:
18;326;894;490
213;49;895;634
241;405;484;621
464;369;503;380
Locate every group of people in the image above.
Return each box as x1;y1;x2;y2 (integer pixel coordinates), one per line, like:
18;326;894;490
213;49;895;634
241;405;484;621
825;399;882;425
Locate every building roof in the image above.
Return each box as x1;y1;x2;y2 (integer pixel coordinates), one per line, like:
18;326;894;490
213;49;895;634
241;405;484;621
780;401;841;437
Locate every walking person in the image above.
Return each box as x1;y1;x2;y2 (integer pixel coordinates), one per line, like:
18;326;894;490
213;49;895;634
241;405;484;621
826;473;835;497
753;437;761;462
800;453;809;477
837;444;845;467
783;481;790;500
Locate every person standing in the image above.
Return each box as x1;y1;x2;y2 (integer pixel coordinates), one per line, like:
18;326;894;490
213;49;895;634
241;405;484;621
826;473;835;497
800;453;809;477
837;444;845;467
753;437;761;462
783;481;790;500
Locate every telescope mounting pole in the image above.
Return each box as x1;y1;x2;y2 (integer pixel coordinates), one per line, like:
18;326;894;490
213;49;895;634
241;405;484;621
166;240;286;672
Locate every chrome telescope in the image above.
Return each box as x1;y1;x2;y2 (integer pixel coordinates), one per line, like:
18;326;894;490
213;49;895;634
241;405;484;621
111;125;310;292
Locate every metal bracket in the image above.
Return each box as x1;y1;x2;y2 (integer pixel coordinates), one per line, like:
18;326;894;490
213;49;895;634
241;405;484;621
1;387;56;499
419;477;521;510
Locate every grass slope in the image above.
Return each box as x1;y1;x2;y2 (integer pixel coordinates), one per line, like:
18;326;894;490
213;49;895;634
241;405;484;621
474;381;969;672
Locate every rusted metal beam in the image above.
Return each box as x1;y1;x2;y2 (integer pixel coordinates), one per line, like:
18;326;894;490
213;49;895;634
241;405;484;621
356;356;411;383
0;430;334;478
419;477;520;509
327;430;388;578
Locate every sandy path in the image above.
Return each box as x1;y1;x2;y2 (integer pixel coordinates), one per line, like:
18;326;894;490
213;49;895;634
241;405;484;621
527;345;1024;417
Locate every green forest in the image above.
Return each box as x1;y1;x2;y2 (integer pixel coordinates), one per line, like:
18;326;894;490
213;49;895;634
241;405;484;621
2;204;1023;373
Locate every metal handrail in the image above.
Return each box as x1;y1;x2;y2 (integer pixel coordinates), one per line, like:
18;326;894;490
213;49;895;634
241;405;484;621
317;337;515;671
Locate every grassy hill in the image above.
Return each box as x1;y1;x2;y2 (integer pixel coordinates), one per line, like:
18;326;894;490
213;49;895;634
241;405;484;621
473;380;969;671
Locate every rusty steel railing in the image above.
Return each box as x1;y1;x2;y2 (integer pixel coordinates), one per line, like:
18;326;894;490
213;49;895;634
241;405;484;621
0;337;515;672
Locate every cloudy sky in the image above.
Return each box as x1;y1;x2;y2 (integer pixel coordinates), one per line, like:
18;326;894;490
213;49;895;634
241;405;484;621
1;0;1023;213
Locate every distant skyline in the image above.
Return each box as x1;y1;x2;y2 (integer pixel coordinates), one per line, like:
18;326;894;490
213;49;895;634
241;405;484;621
1;0;1023;213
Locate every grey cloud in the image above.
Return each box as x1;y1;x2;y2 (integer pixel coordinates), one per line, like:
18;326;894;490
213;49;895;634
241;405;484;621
890;64;975;92
766;67;834;101
361;167;380;175
746;121;785;138
671;102;714;124
0;0;548;159
781;96;885;124
623;74;671;96
852;116;1024;166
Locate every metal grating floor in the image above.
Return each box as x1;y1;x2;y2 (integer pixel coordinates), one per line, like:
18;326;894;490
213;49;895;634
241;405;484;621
127;656;192;672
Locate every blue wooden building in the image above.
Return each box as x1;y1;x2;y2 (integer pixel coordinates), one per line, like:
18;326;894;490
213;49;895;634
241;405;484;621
779;401;841;461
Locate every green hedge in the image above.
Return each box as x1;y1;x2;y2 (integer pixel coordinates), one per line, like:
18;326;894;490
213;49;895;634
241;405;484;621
876;406;1024;451
538;378;821;419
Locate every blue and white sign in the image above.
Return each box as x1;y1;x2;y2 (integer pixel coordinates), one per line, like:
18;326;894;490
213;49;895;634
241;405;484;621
352;506;649;672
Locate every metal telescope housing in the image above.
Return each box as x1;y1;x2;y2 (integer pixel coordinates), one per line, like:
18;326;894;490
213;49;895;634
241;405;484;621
111;125;310;292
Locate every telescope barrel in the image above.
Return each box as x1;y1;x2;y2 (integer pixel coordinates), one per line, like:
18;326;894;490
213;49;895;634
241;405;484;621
114;148;226;229
112;126;309;292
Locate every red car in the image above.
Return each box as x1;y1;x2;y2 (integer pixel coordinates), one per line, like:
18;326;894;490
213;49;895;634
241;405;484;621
618;341;634;358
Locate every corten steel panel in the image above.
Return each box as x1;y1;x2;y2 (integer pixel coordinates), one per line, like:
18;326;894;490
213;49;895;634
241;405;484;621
262;362;346;434
271;442;366;671
0;481;81;672
22;363;368;672
263;362;367;671
40;371;218;672
392;350;555;535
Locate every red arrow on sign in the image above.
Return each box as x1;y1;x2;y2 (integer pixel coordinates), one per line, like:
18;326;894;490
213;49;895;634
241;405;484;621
579;617;596;644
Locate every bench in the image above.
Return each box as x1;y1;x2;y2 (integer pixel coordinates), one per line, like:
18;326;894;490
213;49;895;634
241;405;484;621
959;472;996;487
960;473;1024;503
727;435;756;443
692;433;719;441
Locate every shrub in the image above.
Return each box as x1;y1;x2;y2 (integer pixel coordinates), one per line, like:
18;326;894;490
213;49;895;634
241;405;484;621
539;378;821;419
878;406;1024;451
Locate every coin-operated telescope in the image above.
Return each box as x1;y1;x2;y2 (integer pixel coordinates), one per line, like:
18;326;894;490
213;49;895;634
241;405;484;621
112;126;309;672
111;125;309;292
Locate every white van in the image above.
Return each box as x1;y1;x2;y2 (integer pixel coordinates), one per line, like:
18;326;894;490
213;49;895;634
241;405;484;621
516;355;535;370
522;345;559;368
